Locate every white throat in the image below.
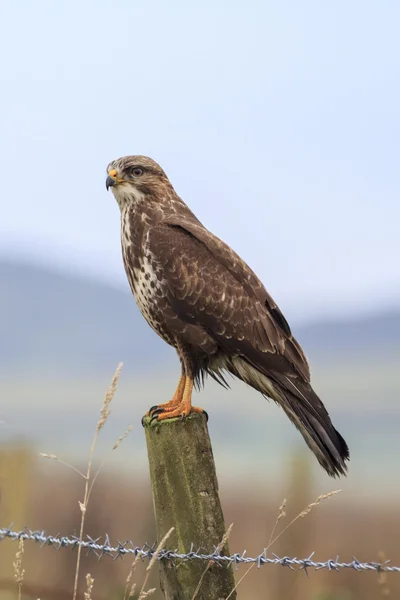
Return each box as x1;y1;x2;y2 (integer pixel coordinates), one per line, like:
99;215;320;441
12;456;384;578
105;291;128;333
112;184;145;211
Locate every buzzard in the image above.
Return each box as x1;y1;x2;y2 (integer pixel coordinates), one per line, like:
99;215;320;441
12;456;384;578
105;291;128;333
106;155;349;477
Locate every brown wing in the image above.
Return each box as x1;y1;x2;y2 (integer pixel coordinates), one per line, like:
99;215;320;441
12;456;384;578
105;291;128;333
149;219;310;383
149;220;350;478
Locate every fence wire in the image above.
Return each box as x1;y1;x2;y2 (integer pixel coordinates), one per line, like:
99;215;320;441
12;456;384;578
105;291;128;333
0;527;399;573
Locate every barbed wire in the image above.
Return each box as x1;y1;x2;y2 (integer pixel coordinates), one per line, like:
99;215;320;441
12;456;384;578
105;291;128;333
0;527;399;573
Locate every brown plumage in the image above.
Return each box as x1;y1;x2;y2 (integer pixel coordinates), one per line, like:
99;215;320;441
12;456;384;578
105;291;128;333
106;155;350;477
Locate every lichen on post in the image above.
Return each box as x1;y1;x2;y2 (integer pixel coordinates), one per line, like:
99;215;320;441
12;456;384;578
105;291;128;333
143;412;236;600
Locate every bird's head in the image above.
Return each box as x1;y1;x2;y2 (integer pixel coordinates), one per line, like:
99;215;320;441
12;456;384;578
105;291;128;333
106;155;170;208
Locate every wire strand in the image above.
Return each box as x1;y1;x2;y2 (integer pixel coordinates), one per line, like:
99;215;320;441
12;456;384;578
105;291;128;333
0;527;398;573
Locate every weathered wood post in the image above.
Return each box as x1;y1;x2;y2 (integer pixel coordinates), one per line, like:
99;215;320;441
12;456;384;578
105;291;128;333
143;413;236;600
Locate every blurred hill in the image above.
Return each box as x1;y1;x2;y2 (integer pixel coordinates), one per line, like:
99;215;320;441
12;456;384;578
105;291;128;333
0;259;172;375
1;258;399;375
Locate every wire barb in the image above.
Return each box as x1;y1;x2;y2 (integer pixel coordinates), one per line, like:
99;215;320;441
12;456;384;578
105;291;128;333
0;527;399;572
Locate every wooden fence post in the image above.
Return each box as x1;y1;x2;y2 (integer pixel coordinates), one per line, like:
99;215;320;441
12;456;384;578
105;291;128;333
143;413;236;600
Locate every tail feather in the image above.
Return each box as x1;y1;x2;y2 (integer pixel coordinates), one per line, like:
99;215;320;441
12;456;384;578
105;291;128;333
228;356;350;477
279;392;349;477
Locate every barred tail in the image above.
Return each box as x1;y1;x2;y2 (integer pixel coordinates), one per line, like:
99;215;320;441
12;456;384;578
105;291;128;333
278;387;349;477
229;357;350;477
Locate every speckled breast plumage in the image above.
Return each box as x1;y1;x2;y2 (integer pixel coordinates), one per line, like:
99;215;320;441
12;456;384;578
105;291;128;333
120;207;176;348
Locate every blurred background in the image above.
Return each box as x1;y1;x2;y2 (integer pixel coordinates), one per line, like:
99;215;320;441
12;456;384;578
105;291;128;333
0;1;399;598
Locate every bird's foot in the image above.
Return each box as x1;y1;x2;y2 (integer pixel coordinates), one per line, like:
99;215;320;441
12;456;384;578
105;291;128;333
144;375;186;420
146;398;180;417
146;403;208;424
142;374;208;425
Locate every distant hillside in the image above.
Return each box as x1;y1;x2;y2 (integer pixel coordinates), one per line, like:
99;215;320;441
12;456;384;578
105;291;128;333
0;260;172;375
1;259;399;374
297;310;400;358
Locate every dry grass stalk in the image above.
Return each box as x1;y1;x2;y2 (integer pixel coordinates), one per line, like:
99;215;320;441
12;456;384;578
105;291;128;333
84;573;94;600
138;527;174;598
225;489;342;599
377;550;390;597
138;590;156;599
267;497;287;547
98;362;123;431
126;583;137;600
123;554;142;600
191;523;234;600
269;489;341;548
87;422;133;503
298;490;341;518
277;498;287;521
72;363;123;600
13;537;25;600
113;425;133;450
39;453;86;478
39;453;57;459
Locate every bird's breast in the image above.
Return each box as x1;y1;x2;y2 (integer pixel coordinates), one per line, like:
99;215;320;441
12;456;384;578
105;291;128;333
120;211;170;340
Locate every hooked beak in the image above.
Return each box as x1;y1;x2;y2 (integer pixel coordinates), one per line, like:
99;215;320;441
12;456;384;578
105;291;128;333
106;168;120;191
106;175;116;190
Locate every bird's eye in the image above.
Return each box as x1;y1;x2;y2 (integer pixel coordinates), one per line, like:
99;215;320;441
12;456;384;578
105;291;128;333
132;167;143;177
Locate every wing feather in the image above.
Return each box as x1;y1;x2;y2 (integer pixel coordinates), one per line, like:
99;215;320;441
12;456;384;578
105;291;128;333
148;220;311;384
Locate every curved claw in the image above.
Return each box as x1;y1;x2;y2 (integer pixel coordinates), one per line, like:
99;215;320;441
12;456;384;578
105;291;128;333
150;408;166;425
148;405;159;416
148;406;208;424
151;408;165;418
151;409;188;424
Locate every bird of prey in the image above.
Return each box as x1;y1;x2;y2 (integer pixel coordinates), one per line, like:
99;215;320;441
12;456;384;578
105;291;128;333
106;155;349;477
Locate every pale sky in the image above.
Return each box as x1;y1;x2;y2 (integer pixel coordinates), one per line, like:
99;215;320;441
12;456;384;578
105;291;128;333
1;0;399;323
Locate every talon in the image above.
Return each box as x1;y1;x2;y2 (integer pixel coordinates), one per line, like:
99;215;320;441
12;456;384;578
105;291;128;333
151;408;165;417
150;413;160;425
145;407;165;423
144;376;204;422
203;410;209;422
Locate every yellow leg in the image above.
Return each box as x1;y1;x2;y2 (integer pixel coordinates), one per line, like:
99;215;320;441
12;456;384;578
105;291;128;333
152;376;205;421
147;375;185;416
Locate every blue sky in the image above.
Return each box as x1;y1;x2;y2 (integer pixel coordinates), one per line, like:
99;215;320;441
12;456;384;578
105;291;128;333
1;0;399;323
